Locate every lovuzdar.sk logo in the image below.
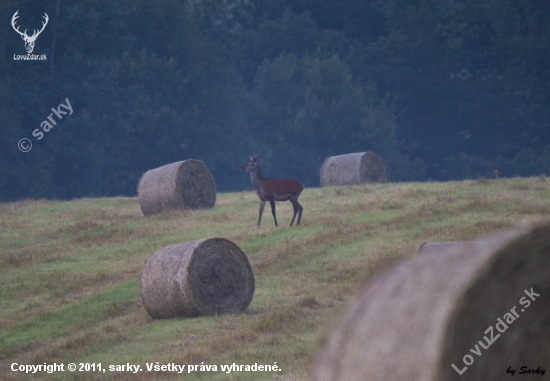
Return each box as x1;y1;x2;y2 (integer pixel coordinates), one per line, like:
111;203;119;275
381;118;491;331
11;10;48;61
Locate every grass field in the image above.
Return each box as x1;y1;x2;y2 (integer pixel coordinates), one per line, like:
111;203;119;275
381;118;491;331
1;177;550;380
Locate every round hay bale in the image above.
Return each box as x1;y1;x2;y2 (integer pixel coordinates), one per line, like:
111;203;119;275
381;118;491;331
141;238;255;319
320;151;387;187
137;159;216;216
419;241;476;253
314;224;550;381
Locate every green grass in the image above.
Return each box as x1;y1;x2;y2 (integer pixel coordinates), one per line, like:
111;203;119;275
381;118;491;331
1;177;549;380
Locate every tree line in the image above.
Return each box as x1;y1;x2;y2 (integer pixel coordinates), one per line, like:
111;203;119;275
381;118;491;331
1;0;549;201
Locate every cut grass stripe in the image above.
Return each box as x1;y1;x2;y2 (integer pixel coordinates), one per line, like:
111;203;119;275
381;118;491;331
0;279;138;359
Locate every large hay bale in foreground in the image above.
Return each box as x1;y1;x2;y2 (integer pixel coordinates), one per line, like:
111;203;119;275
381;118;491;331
314;224;550;381
141;238;255;319
320;151;386;187
137;159;216;216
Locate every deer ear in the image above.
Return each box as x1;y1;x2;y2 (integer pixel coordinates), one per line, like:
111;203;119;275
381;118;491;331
252;155;258;161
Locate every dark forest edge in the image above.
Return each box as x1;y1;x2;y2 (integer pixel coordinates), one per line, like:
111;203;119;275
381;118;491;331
1;0;549;201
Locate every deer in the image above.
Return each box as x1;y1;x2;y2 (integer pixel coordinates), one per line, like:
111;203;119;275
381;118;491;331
11;11;49;54
240;156;304;227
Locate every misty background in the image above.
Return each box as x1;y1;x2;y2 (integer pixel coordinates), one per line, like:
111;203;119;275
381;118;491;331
1;0;549;201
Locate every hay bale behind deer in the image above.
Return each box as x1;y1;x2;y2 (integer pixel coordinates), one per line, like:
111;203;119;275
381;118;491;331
314;224;550;381
419;241;476;253
320;151;387;187
138;159;216;216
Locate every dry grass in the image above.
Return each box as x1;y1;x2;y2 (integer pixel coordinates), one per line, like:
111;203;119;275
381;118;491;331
1;177;549;380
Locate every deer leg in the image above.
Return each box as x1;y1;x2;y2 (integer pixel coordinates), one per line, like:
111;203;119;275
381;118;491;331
296;201;303;225
258;200;265;227
290;200;298;226
269;200;278;227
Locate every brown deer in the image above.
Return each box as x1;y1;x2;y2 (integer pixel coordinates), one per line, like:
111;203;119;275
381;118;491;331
240;156;304;227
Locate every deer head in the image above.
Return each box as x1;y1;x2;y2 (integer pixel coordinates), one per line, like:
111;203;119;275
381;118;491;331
239;156;259;172
11;11;49;54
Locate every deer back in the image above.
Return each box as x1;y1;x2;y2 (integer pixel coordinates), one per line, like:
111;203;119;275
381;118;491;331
262;178;304;198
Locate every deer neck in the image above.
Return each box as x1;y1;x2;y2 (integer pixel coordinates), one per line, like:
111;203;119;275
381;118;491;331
249;166;264;191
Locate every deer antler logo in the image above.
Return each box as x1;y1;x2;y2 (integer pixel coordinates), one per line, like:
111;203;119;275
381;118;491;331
11;11;49;54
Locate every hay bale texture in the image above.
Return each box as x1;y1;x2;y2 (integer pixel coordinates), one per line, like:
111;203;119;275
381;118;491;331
137;159;216;216
320;151;387;187
314;224;550;381
141;238;255;319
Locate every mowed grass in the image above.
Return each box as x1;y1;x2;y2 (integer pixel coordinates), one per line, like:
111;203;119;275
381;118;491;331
1;177;550;380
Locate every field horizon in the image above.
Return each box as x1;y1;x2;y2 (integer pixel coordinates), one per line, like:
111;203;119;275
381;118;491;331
2;177;550;380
